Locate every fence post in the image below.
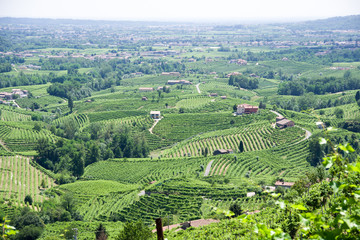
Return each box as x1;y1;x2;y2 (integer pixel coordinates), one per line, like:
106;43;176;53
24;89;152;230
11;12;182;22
155;218;164;240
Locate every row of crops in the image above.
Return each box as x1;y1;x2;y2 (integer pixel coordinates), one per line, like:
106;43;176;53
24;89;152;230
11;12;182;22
163;124;305;158
209;140;311;180
0;155;56;209
152;111;275;144
0;108;32;121
83;157;209;184
113;193;203;224
3;127;56;152
52;113;89;129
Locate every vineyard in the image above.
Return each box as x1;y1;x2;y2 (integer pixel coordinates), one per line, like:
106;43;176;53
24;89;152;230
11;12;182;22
83;157;209;184
2;126;57;152
0;108;32;121
163;123;305;158
152;111;275;144
0;155;56;209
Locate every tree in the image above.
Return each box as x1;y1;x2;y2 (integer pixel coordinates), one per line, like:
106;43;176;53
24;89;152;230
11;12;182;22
239;141;244;153
204;147;208;157
33;123;41;132
95;223;108;240
14;225;43;240
68;96;74;113
116;221;151;240
233;104;237;112
72;152;85;177
229;203;242;217
355;90;360;102
24;195;33;205
334;108;344;119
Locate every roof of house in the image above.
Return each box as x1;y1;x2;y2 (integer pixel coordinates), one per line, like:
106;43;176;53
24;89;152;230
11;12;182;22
237;104;258;109
150;111;161;115
275;181;294;187
215;149;228;154
276;119;294;125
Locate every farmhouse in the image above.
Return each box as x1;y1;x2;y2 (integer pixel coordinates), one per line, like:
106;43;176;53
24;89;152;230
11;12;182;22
213;149;233;155
275;181;294;189
236;104;258;115
229;59;247;65
167;80;180;85
139;87;154;92
162;72;180;76
220;96;227;99
142;97;148;101
167;80;192;85
276;119;295;129
209;93;218;97
0;92;13;100
150;111;161;119
226;72;242;77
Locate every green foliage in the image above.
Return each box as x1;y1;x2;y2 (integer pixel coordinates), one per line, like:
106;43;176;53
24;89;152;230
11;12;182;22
116;221;151;240
1;217;18;239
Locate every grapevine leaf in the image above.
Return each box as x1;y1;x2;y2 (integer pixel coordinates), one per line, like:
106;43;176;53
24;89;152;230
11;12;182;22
290;204;307;211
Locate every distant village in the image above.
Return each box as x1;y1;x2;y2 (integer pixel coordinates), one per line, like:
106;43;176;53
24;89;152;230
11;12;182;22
0;89;28;105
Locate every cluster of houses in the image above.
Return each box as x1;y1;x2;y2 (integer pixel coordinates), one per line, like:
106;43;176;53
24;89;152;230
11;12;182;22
228;59;247;65
0;89;28;100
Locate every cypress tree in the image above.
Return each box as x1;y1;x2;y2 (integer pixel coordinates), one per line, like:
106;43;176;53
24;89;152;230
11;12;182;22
239;141;244;153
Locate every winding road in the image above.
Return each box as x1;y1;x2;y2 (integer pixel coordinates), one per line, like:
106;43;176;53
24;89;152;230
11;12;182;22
270;110;312;141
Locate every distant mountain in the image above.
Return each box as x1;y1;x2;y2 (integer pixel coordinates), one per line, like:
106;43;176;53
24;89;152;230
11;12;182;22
284;15;360;30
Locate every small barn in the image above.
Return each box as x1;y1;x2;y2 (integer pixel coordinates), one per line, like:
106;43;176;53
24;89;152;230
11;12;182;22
150;111;161;119
142;97;148;101
276;119;295;129
213;149;233;155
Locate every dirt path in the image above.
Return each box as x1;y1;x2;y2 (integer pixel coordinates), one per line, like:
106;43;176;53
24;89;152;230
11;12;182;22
195;83;201;94
149;118;162;134
0;140;10;152
204;160;214;176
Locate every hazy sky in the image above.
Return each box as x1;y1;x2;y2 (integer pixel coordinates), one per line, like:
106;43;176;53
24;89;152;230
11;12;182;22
0;0;359;23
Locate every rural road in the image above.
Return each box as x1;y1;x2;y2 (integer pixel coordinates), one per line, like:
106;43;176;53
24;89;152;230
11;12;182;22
204;160;214;176
297;126;312;140
270;110;312;141
149;118;161;134
11;100;20;108
270;110;283;118
195;83;201;94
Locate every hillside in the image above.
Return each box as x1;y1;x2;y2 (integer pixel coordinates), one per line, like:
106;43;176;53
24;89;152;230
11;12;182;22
0;17;359;240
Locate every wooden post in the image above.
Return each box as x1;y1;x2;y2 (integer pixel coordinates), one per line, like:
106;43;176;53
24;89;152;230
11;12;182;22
155;218;164;240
